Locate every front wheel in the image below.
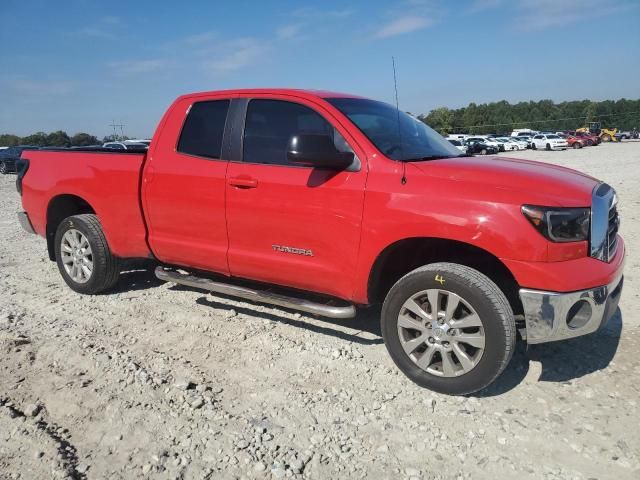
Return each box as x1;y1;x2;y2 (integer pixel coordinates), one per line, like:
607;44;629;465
573;142;582;149
481;148;487;155
531;143;537;150
0;162;6;175
545;143;551;151
381;263;516;395
54;214;120;294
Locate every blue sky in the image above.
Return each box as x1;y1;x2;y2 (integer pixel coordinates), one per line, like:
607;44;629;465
1;0;639;138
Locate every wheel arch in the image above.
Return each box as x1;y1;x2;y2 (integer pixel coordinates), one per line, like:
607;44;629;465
367;237;522;315
46;194;96;261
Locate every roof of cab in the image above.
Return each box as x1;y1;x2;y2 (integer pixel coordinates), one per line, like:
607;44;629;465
177;88;366;102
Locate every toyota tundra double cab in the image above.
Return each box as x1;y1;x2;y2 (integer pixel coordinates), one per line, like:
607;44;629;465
15;89;624;394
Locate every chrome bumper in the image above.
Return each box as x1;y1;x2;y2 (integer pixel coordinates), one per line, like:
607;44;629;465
17;211;35;234
519;273;623;344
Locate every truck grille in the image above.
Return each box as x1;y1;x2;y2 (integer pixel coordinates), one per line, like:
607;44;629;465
590;183;619;263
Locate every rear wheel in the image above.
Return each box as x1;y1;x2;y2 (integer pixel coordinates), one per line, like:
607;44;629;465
381;263;516;395
54;214;120;294
532;143;537;150
586;139;594;146
481;148;487;155
545;143;551;151
0;162;6;175
573;142;582;149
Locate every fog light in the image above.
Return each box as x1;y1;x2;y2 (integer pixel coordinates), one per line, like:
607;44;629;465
566;300;592;329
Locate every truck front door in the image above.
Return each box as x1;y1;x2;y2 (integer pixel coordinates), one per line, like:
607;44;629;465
225;96;367;300
142;97;231;274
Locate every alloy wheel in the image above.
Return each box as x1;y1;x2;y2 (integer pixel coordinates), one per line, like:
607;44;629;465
397;289;485;377
60;229;93;284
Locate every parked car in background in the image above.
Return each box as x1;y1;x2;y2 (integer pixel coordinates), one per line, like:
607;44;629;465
448;139;468;154
103;142;149;150
511;129;538;138
615;131;630;141
494;137;521;151
558;134;587;149
531;134;568;150
446;134;467;143
124;139;152;147
466;136;503;151
0;146;39;174
504;137;529;150
466;141;499;155
568;131;600;146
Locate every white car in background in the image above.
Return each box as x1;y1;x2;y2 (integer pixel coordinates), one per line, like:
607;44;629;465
466;136;503;151
501;137;528;150
124;139;152;147
511;129;538;137
448;139;468;154
103;142;149;150
531;134;568;151
492;137;518;151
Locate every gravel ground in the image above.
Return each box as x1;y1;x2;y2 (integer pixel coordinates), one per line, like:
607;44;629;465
1;142;639;480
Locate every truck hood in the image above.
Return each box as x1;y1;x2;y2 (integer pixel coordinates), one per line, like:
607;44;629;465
411;156;598;206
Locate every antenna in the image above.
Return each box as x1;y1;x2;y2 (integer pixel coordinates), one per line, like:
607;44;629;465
392;56;406;185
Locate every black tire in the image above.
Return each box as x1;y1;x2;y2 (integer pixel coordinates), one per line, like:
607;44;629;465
0;161;6;175
54;214;120;294
545;143;551;151
381;263;516;395
586;139;593;146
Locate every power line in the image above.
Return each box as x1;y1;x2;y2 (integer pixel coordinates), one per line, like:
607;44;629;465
450;110;640;130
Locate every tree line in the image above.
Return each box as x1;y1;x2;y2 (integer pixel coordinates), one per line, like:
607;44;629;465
0;132;129;148
2;98;639;146
418;98;640;135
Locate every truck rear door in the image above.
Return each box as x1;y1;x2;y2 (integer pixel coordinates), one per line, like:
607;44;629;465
142;97;231;274
224;95;367;300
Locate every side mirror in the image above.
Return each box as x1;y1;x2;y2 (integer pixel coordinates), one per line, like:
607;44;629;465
287;134;354;170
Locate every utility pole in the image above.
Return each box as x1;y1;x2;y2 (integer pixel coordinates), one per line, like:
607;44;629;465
109;120;125;140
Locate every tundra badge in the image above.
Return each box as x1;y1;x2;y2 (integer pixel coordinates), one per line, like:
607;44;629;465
272;245;314;257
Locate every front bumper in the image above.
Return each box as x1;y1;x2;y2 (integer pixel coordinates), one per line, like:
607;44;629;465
519;272;623;344
17;211;36;234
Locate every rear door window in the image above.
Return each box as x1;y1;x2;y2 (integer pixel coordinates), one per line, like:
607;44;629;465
177;100;230;159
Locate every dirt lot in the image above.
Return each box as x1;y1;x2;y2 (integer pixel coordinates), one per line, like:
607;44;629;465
1;142;639;480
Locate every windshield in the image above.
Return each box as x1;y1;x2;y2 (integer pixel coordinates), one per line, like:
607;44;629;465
326;98;462;161
547;135;560;139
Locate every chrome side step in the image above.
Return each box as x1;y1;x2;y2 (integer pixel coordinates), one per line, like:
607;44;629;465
155;267;356;319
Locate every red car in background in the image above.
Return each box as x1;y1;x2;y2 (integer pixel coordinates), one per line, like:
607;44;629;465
559;134;588;149
567;131;600;146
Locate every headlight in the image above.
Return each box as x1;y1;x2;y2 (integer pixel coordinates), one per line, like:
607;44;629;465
521;205;590;242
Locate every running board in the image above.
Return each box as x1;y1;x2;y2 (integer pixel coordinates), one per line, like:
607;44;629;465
155;267;356;319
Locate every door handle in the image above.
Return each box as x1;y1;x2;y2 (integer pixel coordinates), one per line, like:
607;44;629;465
228;177;258;189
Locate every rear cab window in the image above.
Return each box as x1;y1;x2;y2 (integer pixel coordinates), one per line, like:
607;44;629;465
177;100;230;159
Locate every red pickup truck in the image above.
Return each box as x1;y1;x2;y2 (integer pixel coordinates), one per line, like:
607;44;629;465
16;89;624;395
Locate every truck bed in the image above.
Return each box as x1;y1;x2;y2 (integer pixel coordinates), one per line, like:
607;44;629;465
20;149;152;259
